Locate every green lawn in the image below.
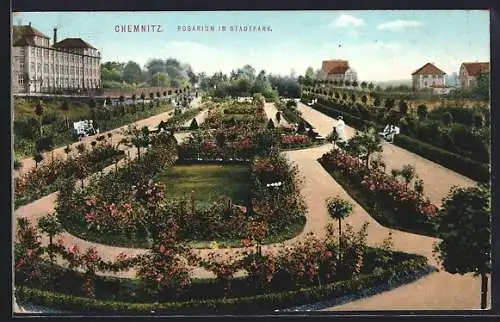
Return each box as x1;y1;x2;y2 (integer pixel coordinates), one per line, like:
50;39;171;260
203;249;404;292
158;164;252;207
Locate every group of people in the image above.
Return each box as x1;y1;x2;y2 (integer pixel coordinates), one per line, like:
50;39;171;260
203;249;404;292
332;116;400;143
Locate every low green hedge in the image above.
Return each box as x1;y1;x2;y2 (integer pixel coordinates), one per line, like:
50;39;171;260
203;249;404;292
16;255;429;314
393;135;490;182
310;102;489;183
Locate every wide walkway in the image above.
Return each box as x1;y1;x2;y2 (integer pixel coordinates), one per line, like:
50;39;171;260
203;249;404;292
14;100;489;311
17;98;202;176
297;102;477;206
264;102;289;126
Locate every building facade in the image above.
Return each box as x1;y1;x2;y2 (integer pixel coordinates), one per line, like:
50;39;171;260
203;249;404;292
411;63;446;90
320;59;357;82
12;23;101;94
459;62;489;90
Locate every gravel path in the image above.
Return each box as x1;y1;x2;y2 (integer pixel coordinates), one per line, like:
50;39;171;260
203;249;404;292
14;98;489;312
16;98;202;177
264;102;289;126
296;102;477;206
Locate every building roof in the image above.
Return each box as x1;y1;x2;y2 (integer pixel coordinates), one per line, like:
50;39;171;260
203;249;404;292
327;65;350;75
461;62;489;76
13;25;49;39
13;37;36;47
411;63;446;75
322;59;350;75
53;38;96;49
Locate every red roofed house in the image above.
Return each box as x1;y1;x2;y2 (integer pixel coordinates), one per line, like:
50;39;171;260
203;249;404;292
11;22;101;94
320;59;357;82
459;62;489;90
411;63;446;91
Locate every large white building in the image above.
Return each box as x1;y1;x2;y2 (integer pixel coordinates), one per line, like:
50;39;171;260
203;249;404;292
12;23;101;94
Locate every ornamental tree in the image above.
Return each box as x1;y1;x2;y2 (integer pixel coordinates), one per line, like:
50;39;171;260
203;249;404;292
326;196;354;262
37;213;63;260
433;184;491;309
345;127;383;168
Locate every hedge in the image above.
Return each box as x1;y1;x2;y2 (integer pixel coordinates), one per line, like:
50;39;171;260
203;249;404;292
310;102;489;183
393;134;490;182
16;255;429;314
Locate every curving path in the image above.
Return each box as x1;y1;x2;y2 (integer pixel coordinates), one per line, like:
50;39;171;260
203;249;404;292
296;102;477;206
14;100;489;311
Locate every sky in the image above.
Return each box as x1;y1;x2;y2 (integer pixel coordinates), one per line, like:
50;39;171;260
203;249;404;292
13;11;490;81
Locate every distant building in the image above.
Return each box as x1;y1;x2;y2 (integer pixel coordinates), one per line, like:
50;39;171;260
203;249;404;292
411;63;446;90
320;59;357;82
11;22;101;94
459;62;489;90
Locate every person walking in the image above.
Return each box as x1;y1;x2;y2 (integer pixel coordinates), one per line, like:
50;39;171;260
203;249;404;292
335;116;346;142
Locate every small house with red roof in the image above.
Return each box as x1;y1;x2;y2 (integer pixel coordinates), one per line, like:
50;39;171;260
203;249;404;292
320;59;357;82
411;62;446;91
459;62;489;90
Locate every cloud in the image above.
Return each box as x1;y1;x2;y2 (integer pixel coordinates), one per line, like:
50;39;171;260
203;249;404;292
377;20;425;31
331;14;365;28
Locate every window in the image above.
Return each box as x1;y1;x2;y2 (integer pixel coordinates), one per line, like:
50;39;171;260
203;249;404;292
30;62;35;71
20;61;25;70
18;76;24;85
44;63;49;73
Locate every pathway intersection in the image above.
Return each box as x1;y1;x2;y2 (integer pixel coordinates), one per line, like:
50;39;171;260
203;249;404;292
14;99;488;312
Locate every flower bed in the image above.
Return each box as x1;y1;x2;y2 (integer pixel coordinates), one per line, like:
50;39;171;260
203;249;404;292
319;149;439;236
57;129;306;248
14;141;125;209
15;216;429;313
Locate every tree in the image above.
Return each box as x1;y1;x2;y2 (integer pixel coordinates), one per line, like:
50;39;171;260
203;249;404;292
361;95;368;104
399;164;416;191
368;82;374;91
433;184;491;309
60;101;70;130
472;72;490;101
351;80;358;88
345;127;383;168
350;93;356;103
384;98;395;110
34;101;44;136
140;92;146;105
326;129;340;147
37;214;63;261
33;152;44;168
63;145;72;159
275;111;281;124
398;100;408;115
122;61;143;84
373;97;381;107
326;196;354;263
417;104;428;120
360;81;367;90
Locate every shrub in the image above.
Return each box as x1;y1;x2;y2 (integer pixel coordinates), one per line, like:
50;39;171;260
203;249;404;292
393;134;489;182
15;253;429;313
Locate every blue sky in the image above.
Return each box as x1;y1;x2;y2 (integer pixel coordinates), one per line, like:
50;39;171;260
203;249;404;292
13;11;489;81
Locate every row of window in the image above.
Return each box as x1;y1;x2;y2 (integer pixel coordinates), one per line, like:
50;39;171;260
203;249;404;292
28;62;98;76
30;47;99;64
18;77;100;86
